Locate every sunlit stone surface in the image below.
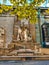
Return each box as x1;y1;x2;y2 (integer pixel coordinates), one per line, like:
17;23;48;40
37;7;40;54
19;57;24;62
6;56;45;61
0;15;14;47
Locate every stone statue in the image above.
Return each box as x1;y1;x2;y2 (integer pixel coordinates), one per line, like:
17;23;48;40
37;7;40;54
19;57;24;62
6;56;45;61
23;28;28;41
17;27;22;41
17;26;32;41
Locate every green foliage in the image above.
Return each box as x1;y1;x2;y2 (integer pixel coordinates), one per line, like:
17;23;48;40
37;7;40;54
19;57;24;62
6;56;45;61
0;0;45;24
45;8;49;14
0;4;13;14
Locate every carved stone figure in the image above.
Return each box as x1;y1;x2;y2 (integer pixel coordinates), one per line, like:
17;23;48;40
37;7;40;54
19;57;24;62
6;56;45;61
17;27;22;41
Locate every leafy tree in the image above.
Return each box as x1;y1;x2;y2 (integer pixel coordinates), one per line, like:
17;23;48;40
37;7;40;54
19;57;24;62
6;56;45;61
45;8;49;14
0;0;45;23
10;0;45;23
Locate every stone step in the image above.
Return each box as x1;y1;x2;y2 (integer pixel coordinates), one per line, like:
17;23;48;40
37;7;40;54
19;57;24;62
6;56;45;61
8;42;34;50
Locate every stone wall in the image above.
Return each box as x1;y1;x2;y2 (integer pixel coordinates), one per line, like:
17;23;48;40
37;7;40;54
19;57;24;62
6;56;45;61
0;15;15;47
